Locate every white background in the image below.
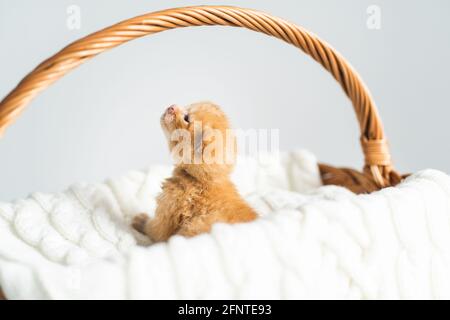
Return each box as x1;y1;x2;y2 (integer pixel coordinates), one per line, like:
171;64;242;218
1;0;449;201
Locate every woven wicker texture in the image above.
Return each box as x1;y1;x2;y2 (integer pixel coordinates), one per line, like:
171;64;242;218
0;5;402;191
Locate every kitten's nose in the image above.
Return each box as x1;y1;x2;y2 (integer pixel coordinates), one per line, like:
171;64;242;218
167;105;178;114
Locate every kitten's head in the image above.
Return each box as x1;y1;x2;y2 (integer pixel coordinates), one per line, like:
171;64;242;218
160;102;236;178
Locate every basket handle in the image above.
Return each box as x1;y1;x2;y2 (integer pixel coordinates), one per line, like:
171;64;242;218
0;5;399;187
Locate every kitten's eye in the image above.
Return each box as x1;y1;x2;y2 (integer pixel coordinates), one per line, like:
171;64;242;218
184;114;190;123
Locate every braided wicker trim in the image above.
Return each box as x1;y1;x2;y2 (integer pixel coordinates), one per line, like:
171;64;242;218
0;5;400;188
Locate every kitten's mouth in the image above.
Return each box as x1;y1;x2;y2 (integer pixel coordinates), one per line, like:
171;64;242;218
161;104;178;124
162;104;189;125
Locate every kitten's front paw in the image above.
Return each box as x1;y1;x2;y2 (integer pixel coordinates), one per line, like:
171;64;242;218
132;213;150;235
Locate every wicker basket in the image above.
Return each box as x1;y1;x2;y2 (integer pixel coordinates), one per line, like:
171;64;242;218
0;5;407;299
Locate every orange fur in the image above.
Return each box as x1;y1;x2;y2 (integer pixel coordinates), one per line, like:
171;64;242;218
132;102;257;242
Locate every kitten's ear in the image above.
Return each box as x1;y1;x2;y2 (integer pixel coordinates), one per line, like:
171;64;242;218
194;125;218;164
193;122;204;154
193;123;213;149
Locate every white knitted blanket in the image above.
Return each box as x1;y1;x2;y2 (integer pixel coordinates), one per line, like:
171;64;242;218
0;150;449;299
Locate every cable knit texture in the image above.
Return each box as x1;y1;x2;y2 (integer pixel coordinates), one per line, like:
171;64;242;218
0;150;449;299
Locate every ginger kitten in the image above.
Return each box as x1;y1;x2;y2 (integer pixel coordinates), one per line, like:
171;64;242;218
132;102;257;242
